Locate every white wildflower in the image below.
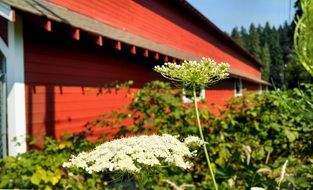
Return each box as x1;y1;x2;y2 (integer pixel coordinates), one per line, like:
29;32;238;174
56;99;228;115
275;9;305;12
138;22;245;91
63;134;202;173
184;135;205;146
154;57;230;86
251;187;265;190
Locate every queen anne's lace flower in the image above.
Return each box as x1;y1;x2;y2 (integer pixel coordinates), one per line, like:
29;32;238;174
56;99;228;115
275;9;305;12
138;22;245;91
154;57;230;86
184;136;205;146
63;134;202;173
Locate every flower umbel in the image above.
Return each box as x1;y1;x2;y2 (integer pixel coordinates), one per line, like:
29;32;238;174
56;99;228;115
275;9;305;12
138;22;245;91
184;135;205;147
154;57;230;86
63;134;203;173
154;57;229;190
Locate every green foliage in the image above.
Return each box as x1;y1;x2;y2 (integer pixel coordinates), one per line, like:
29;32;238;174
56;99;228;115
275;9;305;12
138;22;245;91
294;0;313;76
154;58;225;189
230;21;313;88
0;134;114;189
1;81;313;189
94;81;313;189
90;81;204;137
285;55;313;88
231;27;245;47
247;24;262;60
212;84;313;188
260;43;271;81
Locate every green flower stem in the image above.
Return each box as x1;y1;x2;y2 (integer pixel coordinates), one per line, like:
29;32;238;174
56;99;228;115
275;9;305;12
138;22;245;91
193;84;218;190
137;173;144;190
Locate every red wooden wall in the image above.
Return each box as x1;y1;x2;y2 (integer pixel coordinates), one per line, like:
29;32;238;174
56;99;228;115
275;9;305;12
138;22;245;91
23;7;262;146
243;80;260;91
206;79;234;110
47;0;261;78
24;20;162;145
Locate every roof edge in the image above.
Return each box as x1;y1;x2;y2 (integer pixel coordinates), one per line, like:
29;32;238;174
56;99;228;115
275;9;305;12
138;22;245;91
175;0;263;67
2;0;269;86
229;69;271;86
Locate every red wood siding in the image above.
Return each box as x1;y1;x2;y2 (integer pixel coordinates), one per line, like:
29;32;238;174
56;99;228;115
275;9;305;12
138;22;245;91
205;79;235;114
47;0;261;78
243;80;259;91
23;18;261;147
24;21;161;146
206;79;234;105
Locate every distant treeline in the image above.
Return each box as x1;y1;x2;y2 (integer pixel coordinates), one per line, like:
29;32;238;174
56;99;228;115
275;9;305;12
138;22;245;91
230;21;312;89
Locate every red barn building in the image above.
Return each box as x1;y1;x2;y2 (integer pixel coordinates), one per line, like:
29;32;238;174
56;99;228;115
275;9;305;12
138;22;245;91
0;0;269;156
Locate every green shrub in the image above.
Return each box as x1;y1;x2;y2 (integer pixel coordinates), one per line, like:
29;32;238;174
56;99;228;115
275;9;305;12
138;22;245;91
1;81;312;189
89;81;206;137
209;84;313;189
0;134;115;189
91;81;313;189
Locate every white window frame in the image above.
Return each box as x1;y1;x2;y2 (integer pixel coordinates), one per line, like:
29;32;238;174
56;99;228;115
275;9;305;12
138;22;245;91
234;78;243;97
182;84;206;103
258;84;262;94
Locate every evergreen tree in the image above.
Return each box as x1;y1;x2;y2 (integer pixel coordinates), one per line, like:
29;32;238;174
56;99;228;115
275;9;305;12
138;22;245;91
279;22;292;64
229;9;312;88
247;24;262;61
260;22;272;46
256;24;263;36
260;43;271;81
231;27;245;47
240;26;249;48
268;27;285;88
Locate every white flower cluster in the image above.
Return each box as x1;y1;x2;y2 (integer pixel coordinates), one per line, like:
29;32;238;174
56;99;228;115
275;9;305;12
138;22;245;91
154;57;230;86
63;134;203;173
184;135;205;146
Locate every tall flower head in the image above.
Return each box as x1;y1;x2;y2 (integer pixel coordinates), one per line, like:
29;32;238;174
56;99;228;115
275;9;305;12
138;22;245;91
63;134;203;173
154;58;230;86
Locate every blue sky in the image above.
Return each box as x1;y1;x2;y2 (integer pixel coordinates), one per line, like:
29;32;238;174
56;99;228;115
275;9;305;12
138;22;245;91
187;0;297;33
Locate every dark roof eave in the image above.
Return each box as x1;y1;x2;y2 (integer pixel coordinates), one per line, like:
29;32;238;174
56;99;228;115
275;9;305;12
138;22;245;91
229;69;271;86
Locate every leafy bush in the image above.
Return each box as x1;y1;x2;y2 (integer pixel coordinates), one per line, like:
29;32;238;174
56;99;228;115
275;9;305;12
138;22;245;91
90;81;313;189
1;81;312;189
0;134;116;189
209;84;313;189
88;81;204;137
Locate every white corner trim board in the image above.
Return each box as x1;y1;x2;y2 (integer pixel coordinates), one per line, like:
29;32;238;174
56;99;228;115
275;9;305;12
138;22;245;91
6;14;27;156
0;2;14;21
